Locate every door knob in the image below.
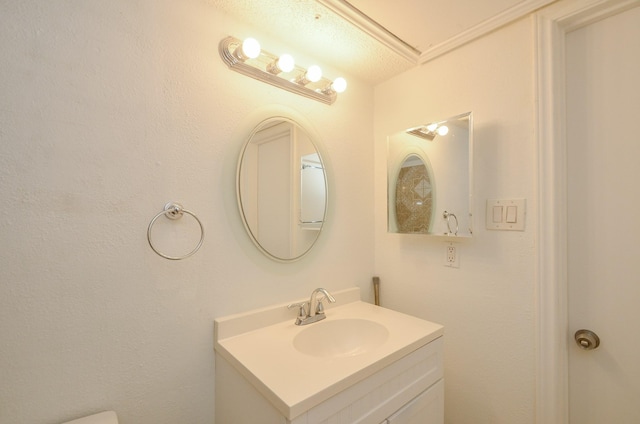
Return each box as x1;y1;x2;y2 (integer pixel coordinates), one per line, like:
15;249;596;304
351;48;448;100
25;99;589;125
574;329;600;350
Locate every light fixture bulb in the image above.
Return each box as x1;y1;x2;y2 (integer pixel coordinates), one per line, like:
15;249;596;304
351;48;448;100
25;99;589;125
267;53;295;74
306;65;322;82
437;125;449;136
278;54;295;73
332;77;347;93
241;38;261;59
426;123;438;132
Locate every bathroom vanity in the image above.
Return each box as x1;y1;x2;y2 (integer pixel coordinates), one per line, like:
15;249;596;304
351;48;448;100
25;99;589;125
214;288;444;423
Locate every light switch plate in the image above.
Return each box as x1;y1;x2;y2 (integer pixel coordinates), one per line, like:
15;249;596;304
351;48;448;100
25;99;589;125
486;199;526;231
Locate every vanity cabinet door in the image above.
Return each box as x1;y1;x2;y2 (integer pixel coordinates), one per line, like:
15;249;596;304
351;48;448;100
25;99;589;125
386;379;444;424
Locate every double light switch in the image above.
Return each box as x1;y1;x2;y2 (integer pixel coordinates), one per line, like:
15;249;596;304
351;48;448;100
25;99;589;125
486;199;526;231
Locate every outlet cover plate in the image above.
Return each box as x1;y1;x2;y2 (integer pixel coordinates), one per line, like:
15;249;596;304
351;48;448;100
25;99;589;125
444;242;460;268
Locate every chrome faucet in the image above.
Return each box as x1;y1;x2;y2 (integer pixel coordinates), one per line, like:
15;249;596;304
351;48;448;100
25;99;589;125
287;288;336;325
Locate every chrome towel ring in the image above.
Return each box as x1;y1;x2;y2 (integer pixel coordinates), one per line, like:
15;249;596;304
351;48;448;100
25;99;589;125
147;202;204;260
443;211;459;236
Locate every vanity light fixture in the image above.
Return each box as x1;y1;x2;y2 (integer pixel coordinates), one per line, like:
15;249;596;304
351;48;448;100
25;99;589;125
406;123;449;140
219;36;347;105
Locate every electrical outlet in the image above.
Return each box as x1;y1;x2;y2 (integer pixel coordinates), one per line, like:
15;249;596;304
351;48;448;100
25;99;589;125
445;243;460;268
446;246;456;263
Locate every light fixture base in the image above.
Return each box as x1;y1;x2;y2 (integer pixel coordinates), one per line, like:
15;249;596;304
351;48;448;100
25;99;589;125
219;36;338;105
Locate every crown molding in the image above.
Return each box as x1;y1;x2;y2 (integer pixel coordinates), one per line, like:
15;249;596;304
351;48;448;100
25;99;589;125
318;0;558;66
419;0;558;63
316;0;420;63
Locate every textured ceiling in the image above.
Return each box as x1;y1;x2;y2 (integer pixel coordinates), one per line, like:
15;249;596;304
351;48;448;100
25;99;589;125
208;0;551;84
209;0;415;84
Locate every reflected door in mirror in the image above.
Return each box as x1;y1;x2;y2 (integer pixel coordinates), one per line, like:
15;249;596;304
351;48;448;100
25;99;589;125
237;117;328;261
300;154;326;228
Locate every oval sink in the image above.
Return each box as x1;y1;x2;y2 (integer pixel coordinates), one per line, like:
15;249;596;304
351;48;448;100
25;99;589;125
293;318;389;358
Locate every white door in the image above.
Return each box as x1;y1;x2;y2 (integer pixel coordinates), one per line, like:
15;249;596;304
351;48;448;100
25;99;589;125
566;6;640;423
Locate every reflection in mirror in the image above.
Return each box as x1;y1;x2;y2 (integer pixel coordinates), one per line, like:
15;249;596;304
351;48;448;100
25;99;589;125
387;112;473;237
395;155;434;233
237;117;327;261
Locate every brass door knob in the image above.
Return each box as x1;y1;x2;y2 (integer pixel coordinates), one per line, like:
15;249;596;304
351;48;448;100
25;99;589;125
574;329;600;350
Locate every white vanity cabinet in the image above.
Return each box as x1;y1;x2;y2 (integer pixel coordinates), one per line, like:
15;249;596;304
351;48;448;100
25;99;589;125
383;379;444;423
215;335;443;424
214;288;444;424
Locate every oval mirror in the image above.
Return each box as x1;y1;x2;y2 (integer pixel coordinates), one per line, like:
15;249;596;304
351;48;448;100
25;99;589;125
394;154;435;233
387;112;473;236
237;117;328;261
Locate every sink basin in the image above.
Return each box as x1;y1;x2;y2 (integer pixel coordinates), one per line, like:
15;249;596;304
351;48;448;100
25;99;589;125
214;289;444;419
293;318;389;357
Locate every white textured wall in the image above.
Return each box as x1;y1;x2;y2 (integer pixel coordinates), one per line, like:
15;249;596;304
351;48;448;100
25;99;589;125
374;17;537;424
0;1;374;423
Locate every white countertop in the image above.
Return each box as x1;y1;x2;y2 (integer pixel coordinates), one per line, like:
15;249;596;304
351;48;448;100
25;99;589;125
214;288;444;420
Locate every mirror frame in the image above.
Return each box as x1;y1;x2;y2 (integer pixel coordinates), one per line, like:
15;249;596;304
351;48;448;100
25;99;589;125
387;112;473;237
236;116;329;262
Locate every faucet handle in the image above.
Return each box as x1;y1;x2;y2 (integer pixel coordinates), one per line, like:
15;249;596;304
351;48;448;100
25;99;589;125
314;293;336;314
287;302;308;320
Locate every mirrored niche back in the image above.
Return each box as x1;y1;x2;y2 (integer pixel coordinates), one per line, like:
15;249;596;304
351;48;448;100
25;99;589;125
387;112;473;237
237;117;328;262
